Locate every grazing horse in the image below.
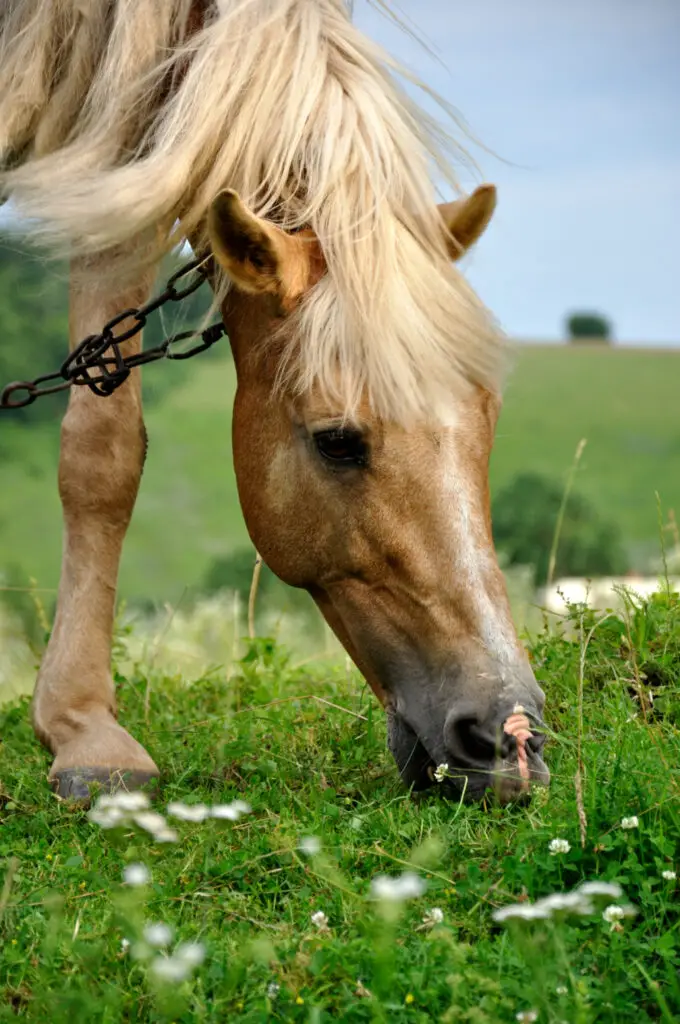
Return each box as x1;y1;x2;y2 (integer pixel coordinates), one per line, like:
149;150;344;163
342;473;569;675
0;0;548;803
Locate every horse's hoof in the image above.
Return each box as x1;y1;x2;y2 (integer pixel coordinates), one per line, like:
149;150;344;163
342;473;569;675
51;767;160;807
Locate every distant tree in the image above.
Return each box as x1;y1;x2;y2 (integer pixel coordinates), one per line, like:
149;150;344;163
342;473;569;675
566;311;612;343
492;472;628;585
0;239;69;423
0;237;226;429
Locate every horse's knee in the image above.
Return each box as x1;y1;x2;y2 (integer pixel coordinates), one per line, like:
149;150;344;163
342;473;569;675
58;389;147;522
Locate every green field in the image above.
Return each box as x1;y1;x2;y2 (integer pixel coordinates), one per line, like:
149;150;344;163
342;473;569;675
1;593;679;1022
1;344;678;606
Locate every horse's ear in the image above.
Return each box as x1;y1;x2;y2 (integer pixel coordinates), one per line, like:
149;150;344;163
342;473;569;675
438;184;497;261
208;190;324;309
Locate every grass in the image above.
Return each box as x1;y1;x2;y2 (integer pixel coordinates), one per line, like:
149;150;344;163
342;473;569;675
1;343;679;606
1;589;679;1022
492;345;680;565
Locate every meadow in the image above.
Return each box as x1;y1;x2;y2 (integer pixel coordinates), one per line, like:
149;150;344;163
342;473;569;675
0;588;679;1022
1;344;679;608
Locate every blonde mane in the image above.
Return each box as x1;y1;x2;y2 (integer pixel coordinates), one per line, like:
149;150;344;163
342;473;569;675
0;0;505;423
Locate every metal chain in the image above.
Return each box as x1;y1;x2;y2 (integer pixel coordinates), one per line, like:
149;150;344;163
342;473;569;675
0;257;226;410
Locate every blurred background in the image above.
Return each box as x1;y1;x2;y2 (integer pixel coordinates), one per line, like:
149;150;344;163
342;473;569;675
1;0;678;699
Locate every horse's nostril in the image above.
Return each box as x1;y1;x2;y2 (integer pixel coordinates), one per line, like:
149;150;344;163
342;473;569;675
526;729;547;756
446;709;546;771
448;715;497;768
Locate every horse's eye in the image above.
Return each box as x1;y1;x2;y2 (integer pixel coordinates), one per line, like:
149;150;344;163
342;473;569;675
313;429;368;468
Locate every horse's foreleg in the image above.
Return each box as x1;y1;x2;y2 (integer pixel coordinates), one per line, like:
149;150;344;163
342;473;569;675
32;256;159;802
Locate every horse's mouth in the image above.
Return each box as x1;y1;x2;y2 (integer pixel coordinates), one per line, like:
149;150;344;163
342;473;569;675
386;710;550;803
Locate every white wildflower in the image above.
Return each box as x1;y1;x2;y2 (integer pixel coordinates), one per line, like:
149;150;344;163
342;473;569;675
516;1011;538;1023
133;811;168;835
123;863;150;887
150;940;206;984
154;827;179;843
267;982;280;1000
537;892;593;916
620;816;639;830
311;910;329;930
143;923;174;948
121;938;130;953
549;838;571;855
662;870;676;881
433;763;449;783
87;805;127;829
175;942;206;967
99;791;150;812
556;986;568;996
298;836;321;856
602;905;625;924
167;801;210;823
211;800;252;821
150;955;191;984
577;881;623;900
493;903;552;923
422;907;444;928
370;872;427;901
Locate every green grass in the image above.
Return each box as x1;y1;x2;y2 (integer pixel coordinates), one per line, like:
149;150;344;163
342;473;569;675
1;591;679;1022
1;344;679;605
492;346;680;565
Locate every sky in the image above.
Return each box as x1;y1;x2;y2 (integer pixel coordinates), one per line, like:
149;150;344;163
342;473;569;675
1;0;677;344
355;0;680;344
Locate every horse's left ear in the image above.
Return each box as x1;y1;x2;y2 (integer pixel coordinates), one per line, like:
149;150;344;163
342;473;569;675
208;189;325;310
438;184;497;261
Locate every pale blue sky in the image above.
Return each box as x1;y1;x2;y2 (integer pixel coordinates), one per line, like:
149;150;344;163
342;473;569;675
2;1;677;343
356;0;679;344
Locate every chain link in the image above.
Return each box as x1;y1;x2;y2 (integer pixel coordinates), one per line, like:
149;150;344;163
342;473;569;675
0;257;226;410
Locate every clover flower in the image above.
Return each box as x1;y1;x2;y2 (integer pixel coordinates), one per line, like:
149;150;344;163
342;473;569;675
149;941;206;984
267;982;280;1000
516;1012;538;1023
166;802;210;823
311;910;329;931
89;797;178;843
493;903;552;923
576;881;623;900
87;791;150;829
298;836;321;856
422;907;444;928
123;863;150;887
538;892;594;916
662;870;676;881
549;838;570;855
370;872;427;901
620;816;639;830
174;942;206;968
493;880;635;926
143;923;174;948
433;763;449;783
210;800;252;821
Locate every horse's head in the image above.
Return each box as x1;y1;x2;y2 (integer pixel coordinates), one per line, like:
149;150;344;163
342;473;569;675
207;188;549;803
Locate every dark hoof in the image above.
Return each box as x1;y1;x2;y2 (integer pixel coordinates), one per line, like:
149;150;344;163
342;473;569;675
51;768;159;806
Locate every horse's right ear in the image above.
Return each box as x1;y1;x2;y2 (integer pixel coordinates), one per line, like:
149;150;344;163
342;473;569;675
208;190;325;310
438;184;497;260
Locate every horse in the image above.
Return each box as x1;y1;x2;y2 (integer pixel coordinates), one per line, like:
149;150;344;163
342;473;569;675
0;0;549;804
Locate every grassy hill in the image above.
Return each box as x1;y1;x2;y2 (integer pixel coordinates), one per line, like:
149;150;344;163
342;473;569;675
1;343;678;606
